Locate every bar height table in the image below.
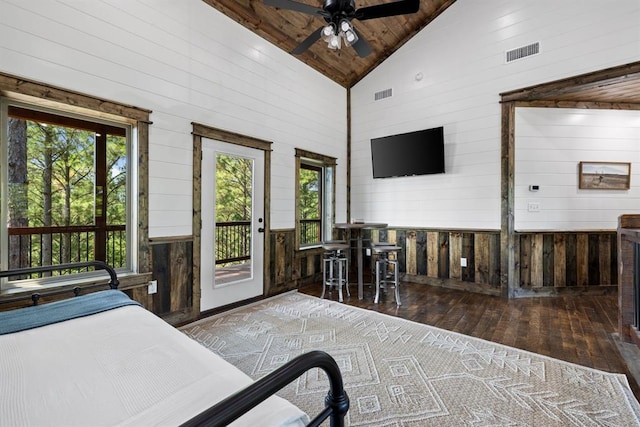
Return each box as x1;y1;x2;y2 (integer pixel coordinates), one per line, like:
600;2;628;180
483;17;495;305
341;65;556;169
334;222;387;300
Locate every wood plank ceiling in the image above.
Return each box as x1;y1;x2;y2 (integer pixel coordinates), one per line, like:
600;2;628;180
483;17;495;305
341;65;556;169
501;62;640;106
203;0;456;88
203;0;640;103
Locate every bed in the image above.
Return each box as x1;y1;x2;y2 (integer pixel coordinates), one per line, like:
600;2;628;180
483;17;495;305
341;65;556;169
0;263;348;427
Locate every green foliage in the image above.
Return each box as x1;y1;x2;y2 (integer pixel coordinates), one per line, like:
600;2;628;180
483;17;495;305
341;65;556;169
25;123;95;226
299;165;321;244
215;154;252;222
214;153;253;267
106;135;127;225
299;167;320;220
7;116;127;270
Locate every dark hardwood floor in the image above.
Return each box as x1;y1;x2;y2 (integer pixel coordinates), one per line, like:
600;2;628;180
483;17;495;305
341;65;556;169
298;279;640;401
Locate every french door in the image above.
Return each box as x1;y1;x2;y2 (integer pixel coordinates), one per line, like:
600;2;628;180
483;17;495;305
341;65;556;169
200;139;265;311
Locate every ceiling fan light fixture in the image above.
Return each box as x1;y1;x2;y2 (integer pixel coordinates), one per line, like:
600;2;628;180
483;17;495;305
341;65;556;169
264;0;421;57
321;24;335;42
343;28;358;45
337;18;358;46
339;19;352;33
327;33;341;49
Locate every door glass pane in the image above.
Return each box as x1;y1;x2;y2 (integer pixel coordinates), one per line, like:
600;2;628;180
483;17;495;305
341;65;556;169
214;153;253;285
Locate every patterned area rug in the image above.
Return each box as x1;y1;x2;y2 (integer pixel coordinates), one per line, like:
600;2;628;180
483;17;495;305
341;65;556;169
181;292;640;426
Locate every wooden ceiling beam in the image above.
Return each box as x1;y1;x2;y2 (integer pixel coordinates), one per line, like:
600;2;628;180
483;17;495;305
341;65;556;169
500;62;640;103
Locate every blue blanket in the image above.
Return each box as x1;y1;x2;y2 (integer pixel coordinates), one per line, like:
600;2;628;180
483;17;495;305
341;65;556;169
0;289;141;335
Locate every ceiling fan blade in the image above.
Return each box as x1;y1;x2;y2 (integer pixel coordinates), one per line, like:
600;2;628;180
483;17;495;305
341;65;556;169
263;0;324;16
356;0;419;21
351;27;372;58
292;27;324;55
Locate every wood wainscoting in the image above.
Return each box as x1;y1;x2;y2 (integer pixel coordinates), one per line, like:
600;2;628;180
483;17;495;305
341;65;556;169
268;229;323;295
269;228;503;297
369;228;502;296
363;228;616;298
144;229;618;325
143;237;194;324
147;231;320;324
514;231;617;296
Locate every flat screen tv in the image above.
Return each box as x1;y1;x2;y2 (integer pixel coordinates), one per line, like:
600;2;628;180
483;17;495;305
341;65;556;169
370;126;445;179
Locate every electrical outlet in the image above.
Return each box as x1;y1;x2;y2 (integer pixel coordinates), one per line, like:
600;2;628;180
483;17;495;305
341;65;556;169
528;201;541;212
460;257;467;267
148;280;157;294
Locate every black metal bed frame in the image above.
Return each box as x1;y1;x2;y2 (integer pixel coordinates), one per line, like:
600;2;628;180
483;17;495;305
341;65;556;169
0;261;349;426
182;349;349;427
0;260;119;305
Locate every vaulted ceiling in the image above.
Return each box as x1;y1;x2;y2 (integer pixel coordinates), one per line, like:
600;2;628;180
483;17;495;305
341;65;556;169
203;0;640;104
203;0;456;88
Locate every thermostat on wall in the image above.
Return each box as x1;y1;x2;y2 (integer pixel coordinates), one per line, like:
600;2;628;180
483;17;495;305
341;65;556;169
529;185;539;192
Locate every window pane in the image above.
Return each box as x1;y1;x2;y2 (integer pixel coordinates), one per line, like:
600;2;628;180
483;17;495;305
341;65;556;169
323;165;334;241
295;150;335;250
299;165;321;245
106;134;127;268
25;121;96;227
6;107;128;279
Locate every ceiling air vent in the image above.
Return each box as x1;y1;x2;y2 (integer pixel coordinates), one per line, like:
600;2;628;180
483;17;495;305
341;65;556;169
505;42;540;63
374;88;392;101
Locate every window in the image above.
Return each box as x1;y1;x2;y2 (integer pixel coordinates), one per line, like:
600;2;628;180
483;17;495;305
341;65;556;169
2;101;134;286
295;149;335;248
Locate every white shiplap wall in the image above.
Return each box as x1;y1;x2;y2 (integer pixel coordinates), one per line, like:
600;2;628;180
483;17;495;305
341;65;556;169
0;0;347;237
515;107;640;230
350;0;640;230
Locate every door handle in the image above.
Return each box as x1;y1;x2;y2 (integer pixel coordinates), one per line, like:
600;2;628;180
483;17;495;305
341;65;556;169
258;227;265;233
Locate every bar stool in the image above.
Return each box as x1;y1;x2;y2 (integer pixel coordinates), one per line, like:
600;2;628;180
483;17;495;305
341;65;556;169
321;242;350;302
372;245;401;306
369;241;392;279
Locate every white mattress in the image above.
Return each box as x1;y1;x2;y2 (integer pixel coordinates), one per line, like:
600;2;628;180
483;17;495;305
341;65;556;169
0;304;310;427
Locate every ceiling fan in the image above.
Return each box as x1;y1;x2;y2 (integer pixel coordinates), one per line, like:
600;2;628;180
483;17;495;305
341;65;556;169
263;0;420;57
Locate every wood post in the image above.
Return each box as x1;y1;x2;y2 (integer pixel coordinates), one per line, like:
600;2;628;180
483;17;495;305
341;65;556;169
617;214;640;343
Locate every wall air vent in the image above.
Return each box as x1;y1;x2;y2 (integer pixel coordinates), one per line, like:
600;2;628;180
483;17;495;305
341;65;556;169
505;42;540;63
374;88;392;101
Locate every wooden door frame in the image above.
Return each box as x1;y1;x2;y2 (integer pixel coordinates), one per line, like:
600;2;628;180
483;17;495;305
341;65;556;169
191;123;272;317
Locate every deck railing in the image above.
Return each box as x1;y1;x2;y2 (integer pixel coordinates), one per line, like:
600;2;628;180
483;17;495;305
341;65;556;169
216;221;251;265
215;219;323;264
7;222;254;274
300;218;321;245
7;225;126;278
7;220;319;275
